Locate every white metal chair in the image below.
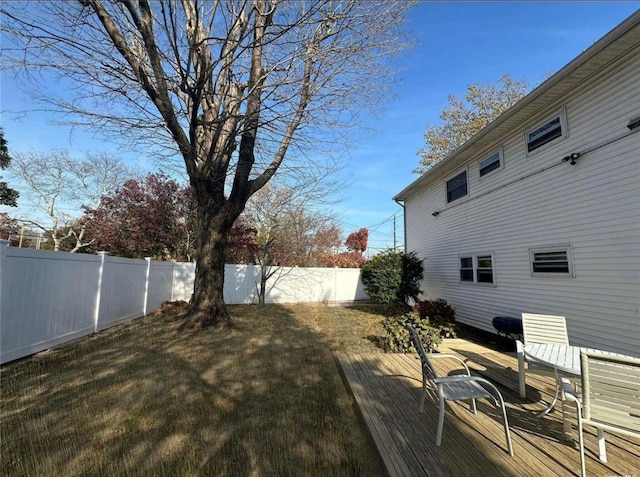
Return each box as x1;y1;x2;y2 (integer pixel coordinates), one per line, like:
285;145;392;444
562;351;640;477
516;313;570;398
405;324;513;455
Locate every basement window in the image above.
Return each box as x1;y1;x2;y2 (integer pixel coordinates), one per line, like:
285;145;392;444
526;109;567;154
530;246;574;277
446;170;468;203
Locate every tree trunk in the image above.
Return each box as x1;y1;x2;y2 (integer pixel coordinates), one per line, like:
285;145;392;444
259;265;267;305
183;203;234;330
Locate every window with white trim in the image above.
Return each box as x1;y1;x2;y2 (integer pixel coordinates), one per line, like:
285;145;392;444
478;149;503;177
446;170;468;203
460;254;494;284
530;246;574;277
525;109;568;154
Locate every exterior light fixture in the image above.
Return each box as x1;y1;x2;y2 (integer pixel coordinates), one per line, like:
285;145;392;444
432;211;440;217
563;152;581;165
627;115;640;131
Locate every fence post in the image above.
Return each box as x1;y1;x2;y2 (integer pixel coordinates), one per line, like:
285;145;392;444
170;261;177;302
144;257;151;316
94;252;108;332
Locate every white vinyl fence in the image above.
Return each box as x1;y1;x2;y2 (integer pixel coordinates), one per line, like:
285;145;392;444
0;241;366;364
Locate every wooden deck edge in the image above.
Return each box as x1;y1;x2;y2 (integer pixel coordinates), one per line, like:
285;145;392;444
334;352;395;477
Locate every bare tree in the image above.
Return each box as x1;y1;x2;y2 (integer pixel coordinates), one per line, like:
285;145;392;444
9;150;135;252
1;0;415;328
415;73;529;174
243;182;340;303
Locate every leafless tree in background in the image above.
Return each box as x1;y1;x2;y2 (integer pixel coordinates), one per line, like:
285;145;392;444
9;150;135;252
1;0;415;328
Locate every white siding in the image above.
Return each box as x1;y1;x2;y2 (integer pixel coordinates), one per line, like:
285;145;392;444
405;48;640;356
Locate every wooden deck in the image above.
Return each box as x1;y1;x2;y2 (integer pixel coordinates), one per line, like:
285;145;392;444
336;339;640;477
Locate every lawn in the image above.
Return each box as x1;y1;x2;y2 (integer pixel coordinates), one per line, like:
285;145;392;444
0;302;403;477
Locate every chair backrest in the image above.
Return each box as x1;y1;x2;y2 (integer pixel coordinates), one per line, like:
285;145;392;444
521;313;569;345
581;350;640;436
405;324;437;381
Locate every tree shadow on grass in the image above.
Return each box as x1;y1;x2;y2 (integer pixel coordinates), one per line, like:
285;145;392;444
0;304;385;477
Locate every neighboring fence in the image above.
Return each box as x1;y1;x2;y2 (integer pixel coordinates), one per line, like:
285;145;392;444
0;241;366;364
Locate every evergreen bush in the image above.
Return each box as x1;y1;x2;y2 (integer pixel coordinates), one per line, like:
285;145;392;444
360;250;424;304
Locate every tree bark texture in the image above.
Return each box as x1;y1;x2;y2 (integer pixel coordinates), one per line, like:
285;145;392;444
185;179;242;329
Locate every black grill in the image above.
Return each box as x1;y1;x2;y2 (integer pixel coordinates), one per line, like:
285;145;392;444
492;316;523;341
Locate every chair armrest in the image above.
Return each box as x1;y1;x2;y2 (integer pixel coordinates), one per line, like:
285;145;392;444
560;376;583;419
561;377;581;402
516;339;524;354
428;353;472;376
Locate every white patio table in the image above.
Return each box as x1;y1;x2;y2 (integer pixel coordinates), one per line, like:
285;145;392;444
523;343;625;439
524;343;624;459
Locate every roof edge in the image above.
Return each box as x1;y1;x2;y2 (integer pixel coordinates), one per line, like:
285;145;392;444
394;9;640;201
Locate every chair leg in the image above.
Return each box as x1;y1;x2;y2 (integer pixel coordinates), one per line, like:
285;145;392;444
577;413;586;477
560;382;572;440
436;391;445;446
419;376;426;413
494;391;514;456
516;340;526;398
596;428;607;463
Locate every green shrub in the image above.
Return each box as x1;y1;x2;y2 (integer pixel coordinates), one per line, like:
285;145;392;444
400;251;424;304
381;311;443;354
412;298;457;339
360;250;424;305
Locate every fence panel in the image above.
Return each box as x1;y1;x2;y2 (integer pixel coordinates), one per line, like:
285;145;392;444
264;266;367;303
224;264;260;304
96;256;147;331
146;261;176;314
0;245;366;364
333;268;366;301
0;245;101;363
172;262;195;302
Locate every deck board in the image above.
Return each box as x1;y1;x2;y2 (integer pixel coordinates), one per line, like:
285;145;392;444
336;339;640;477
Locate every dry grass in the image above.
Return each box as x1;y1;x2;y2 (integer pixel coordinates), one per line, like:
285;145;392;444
0;303;401;477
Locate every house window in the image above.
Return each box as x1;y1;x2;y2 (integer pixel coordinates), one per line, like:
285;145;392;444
446;170;467;203
526;109;567;153
460;257;474;282
530;246;574;277
476;255;494;283
460;254;494;284
478;149;503;177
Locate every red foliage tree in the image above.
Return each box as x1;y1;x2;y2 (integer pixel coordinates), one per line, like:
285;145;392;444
83;173;259;263
226;218;259;264
83;173;189;260
345;227;368;253
318;251;366;268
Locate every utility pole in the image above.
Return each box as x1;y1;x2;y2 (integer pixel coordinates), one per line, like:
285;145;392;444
393;213;396;250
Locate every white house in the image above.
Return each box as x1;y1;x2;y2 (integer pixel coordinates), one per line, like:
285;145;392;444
394;11;640;356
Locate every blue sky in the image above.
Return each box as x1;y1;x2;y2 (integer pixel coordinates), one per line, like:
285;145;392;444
1;2;639;254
